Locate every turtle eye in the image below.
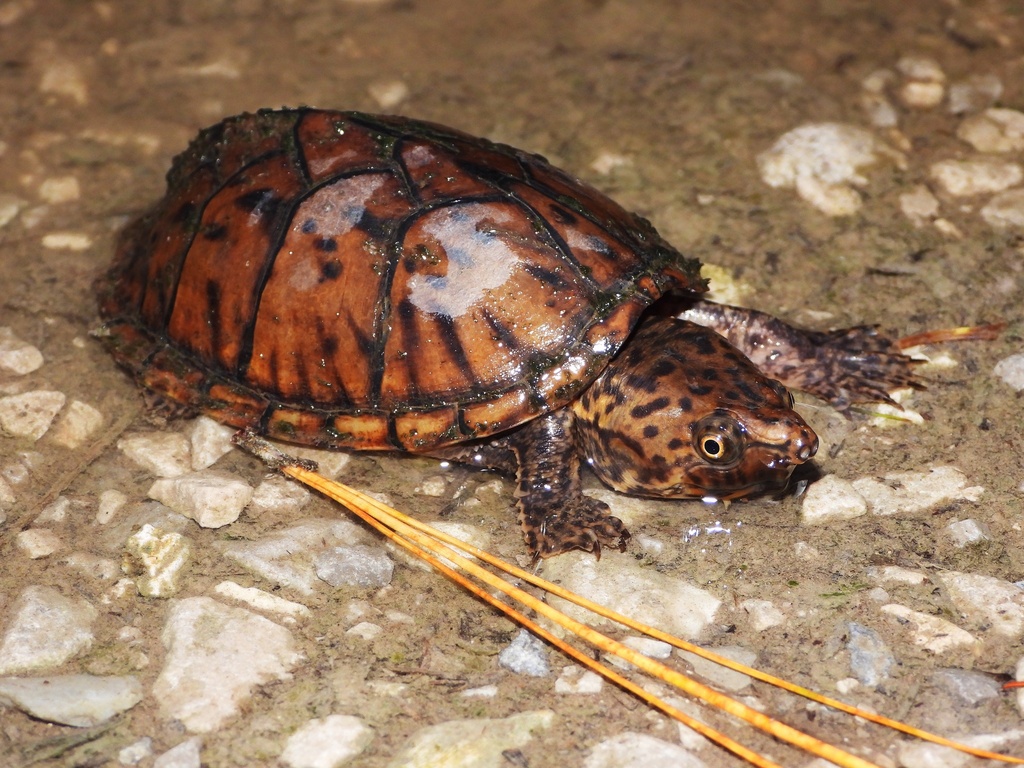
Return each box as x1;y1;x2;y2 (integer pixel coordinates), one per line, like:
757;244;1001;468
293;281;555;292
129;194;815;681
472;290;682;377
692;415;744;465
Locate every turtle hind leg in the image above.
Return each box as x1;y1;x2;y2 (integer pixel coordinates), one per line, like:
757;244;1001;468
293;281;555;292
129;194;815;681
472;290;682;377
505;408;629;559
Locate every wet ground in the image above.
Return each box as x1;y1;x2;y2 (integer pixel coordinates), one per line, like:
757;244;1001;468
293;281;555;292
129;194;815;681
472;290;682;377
1;1;1024;766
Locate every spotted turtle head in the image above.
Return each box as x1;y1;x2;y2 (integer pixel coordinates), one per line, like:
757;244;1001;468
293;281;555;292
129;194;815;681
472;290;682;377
572;317;818;500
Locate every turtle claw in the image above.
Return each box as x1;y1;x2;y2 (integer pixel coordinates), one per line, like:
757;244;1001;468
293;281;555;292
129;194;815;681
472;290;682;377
522;496;630;559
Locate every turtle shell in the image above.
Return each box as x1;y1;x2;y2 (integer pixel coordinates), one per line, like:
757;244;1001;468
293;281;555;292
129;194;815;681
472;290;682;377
97;108;706;452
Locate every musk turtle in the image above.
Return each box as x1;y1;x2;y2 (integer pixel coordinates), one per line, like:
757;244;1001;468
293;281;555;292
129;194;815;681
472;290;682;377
97;108;917;557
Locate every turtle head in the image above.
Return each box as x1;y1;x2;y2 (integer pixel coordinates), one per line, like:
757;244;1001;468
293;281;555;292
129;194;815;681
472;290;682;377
572;317;818;500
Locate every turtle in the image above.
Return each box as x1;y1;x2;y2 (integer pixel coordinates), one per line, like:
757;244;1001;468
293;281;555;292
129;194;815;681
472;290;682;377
96;108;919;558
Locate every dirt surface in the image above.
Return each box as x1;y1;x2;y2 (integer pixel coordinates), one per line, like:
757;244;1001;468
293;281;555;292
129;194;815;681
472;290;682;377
1;1;1023;767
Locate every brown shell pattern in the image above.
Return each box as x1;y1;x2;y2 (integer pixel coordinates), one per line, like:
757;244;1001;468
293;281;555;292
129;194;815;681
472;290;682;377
98;109;705;452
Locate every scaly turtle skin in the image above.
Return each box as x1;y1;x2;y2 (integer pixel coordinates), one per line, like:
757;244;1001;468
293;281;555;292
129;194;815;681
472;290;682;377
96;108;916;558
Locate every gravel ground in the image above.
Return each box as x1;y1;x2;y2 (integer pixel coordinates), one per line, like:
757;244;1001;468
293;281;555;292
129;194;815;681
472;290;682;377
1;2;1023;767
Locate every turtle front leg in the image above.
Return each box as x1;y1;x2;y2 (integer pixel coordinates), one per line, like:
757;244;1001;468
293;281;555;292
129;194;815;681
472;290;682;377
505;409;630;559
679;300;921;412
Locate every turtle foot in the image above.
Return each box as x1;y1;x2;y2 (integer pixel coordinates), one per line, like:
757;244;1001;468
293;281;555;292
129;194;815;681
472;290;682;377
520;496;630;560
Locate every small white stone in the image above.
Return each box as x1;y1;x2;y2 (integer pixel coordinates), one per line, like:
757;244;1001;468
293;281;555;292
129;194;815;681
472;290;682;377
948;74;1003;115
865;565;927;585
896;56;945;83
39;59;88;104
0;476;15;512
15;528;63;558
147;470;253;528
677;645;756;692
65;552;120;581
946;518;990;546
49;400;104;449
0;585;97;674
900;81;945;109
315;545;394;589
930;158;1023;196
835;677;860;694
881;604;978;653
35;496;72;523
460;684;499;698
38;176;80;203
153;738;202;768
346;622;382;640
219;518;365;595
543;551;720;640
118;432;191;477
367;80;409;109
982;189;1024;229
861;68;895;94
213;581;310;622
41;232;92;250
957;108;1024;153
0;194;24;229
739;599;786;631
499;630;550;677
590;151;631;175
388;710;554;768
0;390;65;440
757;122;904;216
994;352;1024;391
860;91;899;128
280;714;374;768
123;524;193;597
119;738;153;764
188;417;235;470
413;475;447;497
851;466;982;517
0;674;142;727
621;636;672;659
801;474;867;524
0;327;43;374
96;488;128;523
584;731;706;768
153;596;300;732
554;666;604;694
899;185;940;225
247;475;311;516
935;571;1024;638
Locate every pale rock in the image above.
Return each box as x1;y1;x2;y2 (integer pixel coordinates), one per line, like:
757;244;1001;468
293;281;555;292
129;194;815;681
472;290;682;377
899;184;940;225
118;432;192;477
847;622;894;687
930;158;1022;196
147;470;253;528
865;565;926;586
123;524;193;597
740;599;786;631
622;635;672;660
982;189;1024;229
590;151;631;175
49;399;104;449
957;108;1024;153
0;194;24;229
0;585;97;674
38;175;80;203
153;596;300;732
1017;656;1024;716
41;232;92;250
555;665;604;694
0;389;65;440
677;645;756;692
757;123;904;216
0;674;142;726
946;518;990;546
367;80;408;109
935;571;1024;637
900;81;944;109
584;732;707;768
880;604;978;653
64;552;120;581
413;475;447;496
119;738;153;764
994;352;1024;390
933;668;1001;705
499;630;550;677
861;68;895;94
188;417;235;470
345;622;382;640
280;714;374;768
0;475;14;512
851;466;982;516
15;527;63;558
213;581;310;622
154;739;202;768
39;58;88;104
96;488;128;523
36;496;71;523
0;327;43;374
460;684;498;698
860;91;899;128
896;55;945;83
801;474;867;524
219;518;365;594
386;710;554;768
247;474;311;516
948;74;1003;115
315;544;394;588
542;550;720;640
